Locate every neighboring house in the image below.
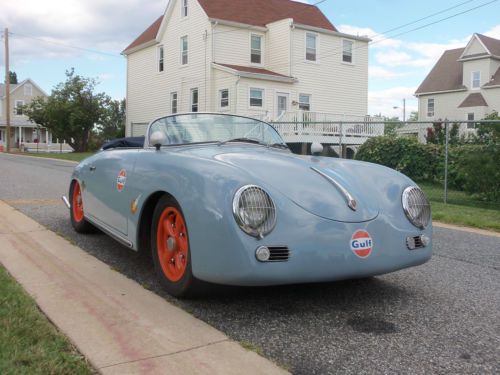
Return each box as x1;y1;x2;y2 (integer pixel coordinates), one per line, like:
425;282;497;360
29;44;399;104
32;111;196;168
123;0;370;139
415;33;500;123
0;79;51;148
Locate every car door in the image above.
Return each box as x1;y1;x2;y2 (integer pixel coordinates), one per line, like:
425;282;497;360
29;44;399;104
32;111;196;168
84;149;138;236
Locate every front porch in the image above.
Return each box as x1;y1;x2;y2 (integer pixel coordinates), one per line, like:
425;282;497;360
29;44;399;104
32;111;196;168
0;122;73;153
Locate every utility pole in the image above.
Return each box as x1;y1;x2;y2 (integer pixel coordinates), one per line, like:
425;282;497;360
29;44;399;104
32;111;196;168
403;98;406;122
4;28;11;152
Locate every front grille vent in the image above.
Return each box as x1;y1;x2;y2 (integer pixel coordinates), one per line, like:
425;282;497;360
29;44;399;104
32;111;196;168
413;236;424;249
268;246;290;262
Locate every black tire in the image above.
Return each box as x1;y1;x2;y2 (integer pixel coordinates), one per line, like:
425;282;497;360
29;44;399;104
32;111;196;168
151;195;205;298
69;180;96;233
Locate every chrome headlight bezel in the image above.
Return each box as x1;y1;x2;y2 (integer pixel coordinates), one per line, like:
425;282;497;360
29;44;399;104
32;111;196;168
232;185;277;238
402;186;431;229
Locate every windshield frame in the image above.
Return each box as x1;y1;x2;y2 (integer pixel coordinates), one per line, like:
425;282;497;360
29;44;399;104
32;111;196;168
144;112;285;149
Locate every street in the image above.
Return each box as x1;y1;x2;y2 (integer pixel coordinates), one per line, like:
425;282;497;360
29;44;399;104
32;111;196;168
0;153;499;375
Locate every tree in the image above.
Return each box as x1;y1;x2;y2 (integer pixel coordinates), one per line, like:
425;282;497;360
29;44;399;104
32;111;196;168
425;121;459;145
408;111;418;121
9;71;18;84
24;69;108;152
475;111;500;145
98;98;126;141
384;116;403;137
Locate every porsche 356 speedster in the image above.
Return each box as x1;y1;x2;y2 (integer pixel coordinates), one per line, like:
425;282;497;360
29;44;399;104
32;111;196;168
64;113;432;297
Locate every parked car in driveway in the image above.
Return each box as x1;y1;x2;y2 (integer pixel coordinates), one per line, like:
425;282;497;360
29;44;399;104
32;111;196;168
64;113;432;297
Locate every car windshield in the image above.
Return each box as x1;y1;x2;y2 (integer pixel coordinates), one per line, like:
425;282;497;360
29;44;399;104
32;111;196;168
147;113;286;147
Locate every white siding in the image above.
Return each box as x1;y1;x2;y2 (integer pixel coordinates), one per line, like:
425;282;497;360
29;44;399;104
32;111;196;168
290;27;368;116
418;88;500;121
462;59;490;89
266;19;292;76
463;37;487;56
126;0;212;135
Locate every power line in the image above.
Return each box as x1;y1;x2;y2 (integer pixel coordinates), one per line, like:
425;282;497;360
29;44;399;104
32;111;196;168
9;31;122;59
265;0;498;72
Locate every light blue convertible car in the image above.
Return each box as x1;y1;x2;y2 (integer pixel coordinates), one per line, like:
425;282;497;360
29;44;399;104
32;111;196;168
65;113;432;297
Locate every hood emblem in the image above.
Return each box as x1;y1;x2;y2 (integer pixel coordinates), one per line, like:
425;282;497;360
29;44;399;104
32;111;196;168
310;167;358;211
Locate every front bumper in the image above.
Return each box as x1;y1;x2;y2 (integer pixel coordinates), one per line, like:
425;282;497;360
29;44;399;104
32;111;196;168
190;208;433;286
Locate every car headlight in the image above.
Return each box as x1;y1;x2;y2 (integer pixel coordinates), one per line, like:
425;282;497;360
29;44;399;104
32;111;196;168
233;185;276;238
402;186;431;229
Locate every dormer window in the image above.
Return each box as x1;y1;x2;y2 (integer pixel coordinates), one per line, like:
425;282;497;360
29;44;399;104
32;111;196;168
306;33;317;62
471;71;480;89
250;34;262;64
24;83;33;96
182;0;188;17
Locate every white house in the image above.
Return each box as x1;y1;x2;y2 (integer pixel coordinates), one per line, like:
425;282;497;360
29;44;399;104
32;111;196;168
0;79;50;147
415;33;500;123
123;0;371;139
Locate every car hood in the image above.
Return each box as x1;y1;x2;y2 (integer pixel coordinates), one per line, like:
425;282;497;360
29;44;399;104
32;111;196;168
208;148;380;222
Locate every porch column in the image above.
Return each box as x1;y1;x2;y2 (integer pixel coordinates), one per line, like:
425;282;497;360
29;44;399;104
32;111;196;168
18;127;21;145
47;130;51;144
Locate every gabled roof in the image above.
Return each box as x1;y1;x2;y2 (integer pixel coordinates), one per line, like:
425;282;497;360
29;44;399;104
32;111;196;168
0;79;47;98
415;48;466;95
484;66;500;88
213;62;295;82
123;16;163;54
198;0;336;31
458;93;488;108
476;33;500;57
0;84;19;97
123;0;336;54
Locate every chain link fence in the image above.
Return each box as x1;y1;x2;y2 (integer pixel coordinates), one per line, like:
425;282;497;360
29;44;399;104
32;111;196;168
270;118;500;215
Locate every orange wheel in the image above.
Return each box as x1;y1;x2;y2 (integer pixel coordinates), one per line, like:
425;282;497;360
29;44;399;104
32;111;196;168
156;207;189;282
151;195;206;297
70;180;94;233
72;181;84;223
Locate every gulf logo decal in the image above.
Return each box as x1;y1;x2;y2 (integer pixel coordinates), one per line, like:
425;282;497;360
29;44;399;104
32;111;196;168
116;169;127;192
350;230;373;258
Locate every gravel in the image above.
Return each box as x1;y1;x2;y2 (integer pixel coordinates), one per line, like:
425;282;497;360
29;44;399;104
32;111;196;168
1;153;499;374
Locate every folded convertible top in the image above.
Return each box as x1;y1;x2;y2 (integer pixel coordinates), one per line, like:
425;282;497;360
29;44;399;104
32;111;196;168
102;136;145;150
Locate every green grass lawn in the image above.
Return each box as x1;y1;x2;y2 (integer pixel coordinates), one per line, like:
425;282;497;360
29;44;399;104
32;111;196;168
21;152;94;162
0;266;93;375
419;182;500;232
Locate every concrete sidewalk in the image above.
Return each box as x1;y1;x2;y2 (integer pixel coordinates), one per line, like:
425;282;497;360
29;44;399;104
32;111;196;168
0;200;287;375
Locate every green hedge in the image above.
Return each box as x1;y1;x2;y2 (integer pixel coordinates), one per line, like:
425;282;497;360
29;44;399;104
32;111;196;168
355;136;500;202
355;136;441;181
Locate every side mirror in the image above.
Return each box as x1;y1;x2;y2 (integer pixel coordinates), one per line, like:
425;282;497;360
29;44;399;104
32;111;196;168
150;131;167;151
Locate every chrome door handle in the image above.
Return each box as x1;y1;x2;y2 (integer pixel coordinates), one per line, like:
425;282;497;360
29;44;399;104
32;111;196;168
89;166;96;171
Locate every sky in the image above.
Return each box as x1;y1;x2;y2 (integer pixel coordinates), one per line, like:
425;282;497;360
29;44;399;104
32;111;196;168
0;0;499;118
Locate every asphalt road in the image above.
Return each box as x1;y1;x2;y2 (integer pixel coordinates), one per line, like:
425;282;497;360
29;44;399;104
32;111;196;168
0;153;499;375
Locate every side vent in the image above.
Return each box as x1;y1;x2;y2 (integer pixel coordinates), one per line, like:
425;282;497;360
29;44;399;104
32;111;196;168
268;246;290;262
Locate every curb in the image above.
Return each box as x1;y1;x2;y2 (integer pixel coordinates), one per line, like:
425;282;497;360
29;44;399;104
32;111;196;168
0;200;288;374
4;152;80;164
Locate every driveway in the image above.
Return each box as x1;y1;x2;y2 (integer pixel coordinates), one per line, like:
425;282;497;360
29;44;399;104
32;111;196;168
0;153;499;374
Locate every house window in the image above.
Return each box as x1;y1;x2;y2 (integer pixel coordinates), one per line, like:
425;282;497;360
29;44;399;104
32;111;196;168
467;113;475;128
471;71;480;89
171;92;178;114
342;40;353;63
24;83;33;96
249;88;264;107
306;33;317;61
158;46;164;72
298;94;311;111
191;88;198;112
219;89;229;109
250;34;262;64
15;100;24;115
182;0;188;17
427;98;434;117
181;36;188;65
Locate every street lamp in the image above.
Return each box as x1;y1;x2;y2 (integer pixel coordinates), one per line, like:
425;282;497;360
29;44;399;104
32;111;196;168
393;98;406;122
